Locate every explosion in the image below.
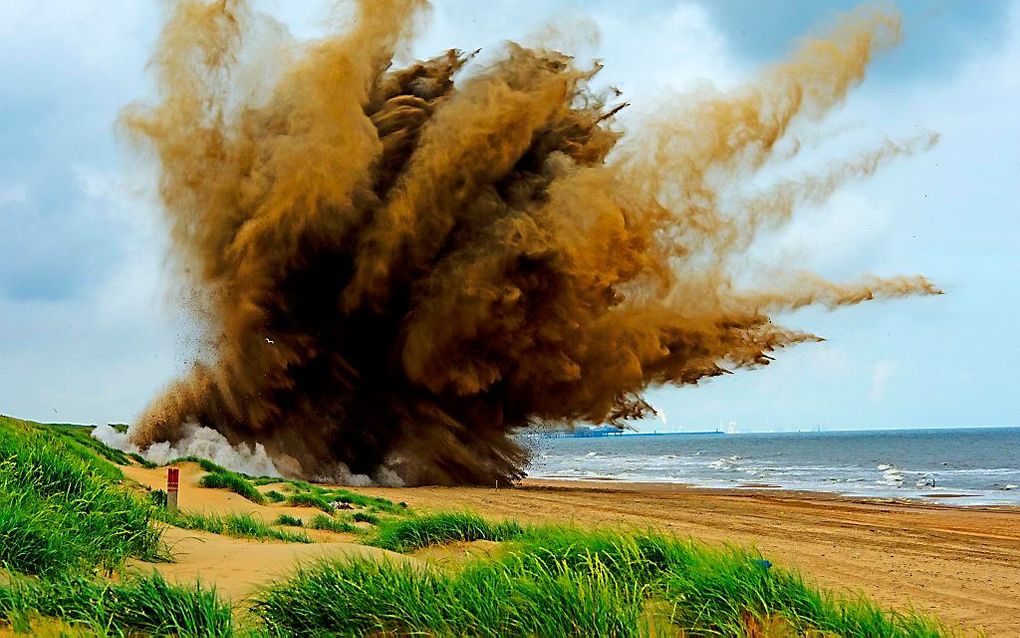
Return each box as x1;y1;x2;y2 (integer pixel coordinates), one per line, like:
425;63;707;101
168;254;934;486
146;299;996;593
124;1;939;485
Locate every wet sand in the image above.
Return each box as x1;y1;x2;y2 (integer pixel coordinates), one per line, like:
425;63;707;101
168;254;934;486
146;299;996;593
354;479;1020;636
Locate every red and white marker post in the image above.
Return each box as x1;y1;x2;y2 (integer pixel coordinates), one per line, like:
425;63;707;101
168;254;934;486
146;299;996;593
166;467;180;512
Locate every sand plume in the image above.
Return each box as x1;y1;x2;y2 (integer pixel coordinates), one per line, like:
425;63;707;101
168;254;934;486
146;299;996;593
123;1;939;485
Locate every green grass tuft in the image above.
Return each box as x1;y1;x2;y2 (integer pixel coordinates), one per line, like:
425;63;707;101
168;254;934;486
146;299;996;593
163;511;311;544
46;422;134;468
252;554;644;637
274;514;304;527
168;456;229;475
285;493;334;512
275;479;313;494
0;416;958;637
264;489;286;503
198;471;265;504
129;452;159;468
371;512;525;552
316;488;404;514
504;527;950;637
0;571;232;637
352;511;379;525
168;453;270;505
307;514;357;534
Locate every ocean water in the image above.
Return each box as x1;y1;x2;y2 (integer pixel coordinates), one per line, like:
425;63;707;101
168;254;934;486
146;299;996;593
523;427;1020;506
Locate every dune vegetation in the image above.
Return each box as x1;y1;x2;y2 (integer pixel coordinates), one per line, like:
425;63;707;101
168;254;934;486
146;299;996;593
0;414;953;637
160;510;312;544
0;415;164;576
0;414;231;635
257;524;951;638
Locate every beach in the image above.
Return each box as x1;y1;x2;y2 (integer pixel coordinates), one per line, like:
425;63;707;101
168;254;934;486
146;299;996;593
354;480;1020;636
116;460;1020;635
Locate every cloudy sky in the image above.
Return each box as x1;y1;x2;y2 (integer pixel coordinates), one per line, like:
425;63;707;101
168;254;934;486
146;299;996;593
1;1;1017;431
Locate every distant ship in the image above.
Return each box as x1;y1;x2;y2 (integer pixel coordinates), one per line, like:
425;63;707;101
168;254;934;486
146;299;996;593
537;425;724;438
542;424;626;438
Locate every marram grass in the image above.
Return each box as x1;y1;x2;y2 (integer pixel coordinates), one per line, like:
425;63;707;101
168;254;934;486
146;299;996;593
314;487;406;514
0;415;164;577
307;513;358;534
197;470;266;504
254;521;952;638
370;511;526;552
161;511;311;544
273;513;304;527
253;554;645;638
0;571;232;637
284;492;335;512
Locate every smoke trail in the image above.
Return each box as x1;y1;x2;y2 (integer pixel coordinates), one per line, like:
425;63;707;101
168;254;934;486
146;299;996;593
124;1;940;485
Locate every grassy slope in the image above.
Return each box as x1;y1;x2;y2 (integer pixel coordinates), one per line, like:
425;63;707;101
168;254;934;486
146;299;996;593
0;414;233;636
1;572;232;637
0;415;954;637
0;415;163;576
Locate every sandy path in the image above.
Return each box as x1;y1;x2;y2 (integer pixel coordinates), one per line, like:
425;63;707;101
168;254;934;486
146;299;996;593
350;480;1020;637
122;464;317;520
130;527;411;601
121;463;408;600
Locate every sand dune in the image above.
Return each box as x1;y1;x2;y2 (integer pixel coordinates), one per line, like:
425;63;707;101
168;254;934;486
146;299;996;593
131;527;412;602
121;463;1019;634
121;464;412;600
352;480;1020;637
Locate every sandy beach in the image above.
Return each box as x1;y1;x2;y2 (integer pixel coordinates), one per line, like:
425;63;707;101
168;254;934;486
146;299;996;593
351;480;1020;637
121;464;1020;635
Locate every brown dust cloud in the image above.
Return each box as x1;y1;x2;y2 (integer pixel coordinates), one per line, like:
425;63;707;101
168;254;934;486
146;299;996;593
124;1;940;485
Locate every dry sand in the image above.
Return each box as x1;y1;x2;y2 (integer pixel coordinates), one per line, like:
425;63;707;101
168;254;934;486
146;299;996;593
122;465;1019;635
353;480;1020;637
132;526;410;602
121;464;411;601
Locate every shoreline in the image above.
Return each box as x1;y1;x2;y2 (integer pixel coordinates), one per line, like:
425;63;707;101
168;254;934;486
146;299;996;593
523;475;1020;509
357;478;1020;636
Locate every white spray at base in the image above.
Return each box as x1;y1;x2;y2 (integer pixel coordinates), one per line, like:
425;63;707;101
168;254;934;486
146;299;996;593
92;422;280;477
91;422;406;486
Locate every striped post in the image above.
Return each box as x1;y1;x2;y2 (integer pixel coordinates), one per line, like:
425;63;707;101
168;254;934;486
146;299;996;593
166;467;180;512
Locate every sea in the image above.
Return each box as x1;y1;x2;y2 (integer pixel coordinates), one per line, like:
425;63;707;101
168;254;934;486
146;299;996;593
523;427;1020;506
